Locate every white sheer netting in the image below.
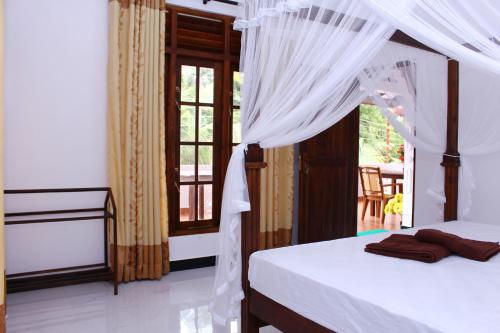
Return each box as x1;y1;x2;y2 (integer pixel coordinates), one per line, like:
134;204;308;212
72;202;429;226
211;0;500;326
362;42;448;222
210;0;395;324
364;0;500;74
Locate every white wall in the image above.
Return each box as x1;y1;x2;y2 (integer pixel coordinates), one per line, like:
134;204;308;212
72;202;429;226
458;65;500;225
3;0;228;275
4;0;108;189
4;0;108;274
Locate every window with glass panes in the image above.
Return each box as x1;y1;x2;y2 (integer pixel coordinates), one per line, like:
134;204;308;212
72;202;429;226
166;6;241;235
175;59;221;230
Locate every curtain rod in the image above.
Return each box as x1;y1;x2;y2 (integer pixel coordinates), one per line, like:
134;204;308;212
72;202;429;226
203;0;238;6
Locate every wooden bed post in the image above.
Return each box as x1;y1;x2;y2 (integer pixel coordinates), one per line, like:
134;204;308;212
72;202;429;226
241;144;266;333
442;59;460;221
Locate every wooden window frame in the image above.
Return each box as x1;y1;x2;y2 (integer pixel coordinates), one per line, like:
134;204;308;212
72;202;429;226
175;58;223;231
166;5;241;236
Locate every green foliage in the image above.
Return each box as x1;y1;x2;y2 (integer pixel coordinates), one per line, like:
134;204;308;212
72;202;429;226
232;72;243;144
180;106;195;142
199;107;213;143
232;109;241;143
179;65;214;165
178;67;244;166
233;72;242;106
359;104;404;164
181;66;196;102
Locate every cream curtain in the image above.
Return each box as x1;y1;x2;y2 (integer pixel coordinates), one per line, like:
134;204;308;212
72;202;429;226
107;0;169;282
259;146;294;249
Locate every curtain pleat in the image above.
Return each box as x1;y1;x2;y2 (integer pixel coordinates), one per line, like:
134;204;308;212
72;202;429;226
259;146;294;249
107;0;169;282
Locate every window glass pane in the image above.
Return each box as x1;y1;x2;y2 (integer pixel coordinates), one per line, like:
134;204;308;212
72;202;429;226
180;105;196;142
198;184;213;221
199;67;214;104
233;71;243;106
198;146;213;182
179;185;196;222
232;108;241;144
199;106;213;142
181;65;196;102
180;145;195;182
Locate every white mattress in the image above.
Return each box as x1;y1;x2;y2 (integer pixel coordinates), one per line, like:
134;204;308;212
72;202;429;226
249;221;500;333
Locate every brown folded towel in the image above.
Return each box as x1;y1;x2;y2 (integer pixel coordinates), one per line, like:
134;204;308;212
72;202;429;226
415;229;500;262
365;234;450;263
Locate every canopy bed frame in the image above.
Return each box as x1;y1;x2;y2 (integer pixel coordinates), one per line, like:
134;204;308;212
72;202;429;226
240;59;460;333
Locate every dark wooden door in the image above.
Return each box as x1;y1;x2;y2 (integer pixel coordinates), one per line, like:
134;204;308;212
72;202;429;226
298;107;359;244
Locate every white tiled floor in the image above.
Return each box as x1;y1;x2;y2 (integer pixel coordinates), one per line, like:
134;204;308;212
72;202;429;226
6;267;280;333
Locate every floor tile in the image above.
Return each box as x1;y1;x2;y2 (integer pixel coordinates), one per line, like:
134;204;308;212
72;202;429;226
6;267;280;333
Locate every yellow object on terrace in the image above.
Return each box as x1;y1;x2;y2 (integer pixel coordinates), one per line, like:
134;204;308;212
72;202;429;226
385;193;403;215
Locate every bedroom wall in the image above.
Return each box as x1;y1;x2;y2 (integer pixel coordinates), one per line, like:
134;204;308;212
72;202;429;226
3;0;225;275
4;0;109;274
457;65;500;225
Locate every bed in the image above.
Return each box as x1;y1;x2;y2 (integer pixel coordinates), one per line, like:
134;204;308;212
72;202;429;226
246;221;500;333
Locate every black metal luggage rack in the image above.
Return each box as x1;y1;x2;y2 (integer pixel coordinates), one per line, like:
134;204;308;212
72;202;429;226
4;187;118;295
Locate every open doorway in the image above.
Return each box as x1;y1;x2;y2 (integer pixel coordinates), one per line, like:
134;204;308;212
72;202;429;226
296;101;415;243
357;103;414;236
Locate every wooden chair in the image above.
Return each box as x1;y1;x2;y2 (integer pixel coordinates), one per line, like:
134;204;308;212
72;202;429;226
359;166;395;224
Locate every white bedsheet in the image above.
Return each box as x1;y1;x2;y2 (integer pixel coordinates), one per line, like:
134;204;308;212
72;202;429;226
249;221;500;333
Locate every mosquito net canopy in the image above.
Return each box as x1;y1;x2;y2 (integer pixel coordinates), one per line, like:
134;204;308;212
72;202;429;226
210;0;500;324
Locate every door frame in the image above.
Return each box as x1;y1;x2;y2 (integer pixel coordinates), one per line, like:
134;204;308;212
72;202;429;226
356;103;417;229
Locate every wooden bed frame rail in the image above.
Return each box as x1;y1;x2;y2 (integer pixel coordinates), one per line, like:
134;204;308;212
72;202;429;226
4;187;119;295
